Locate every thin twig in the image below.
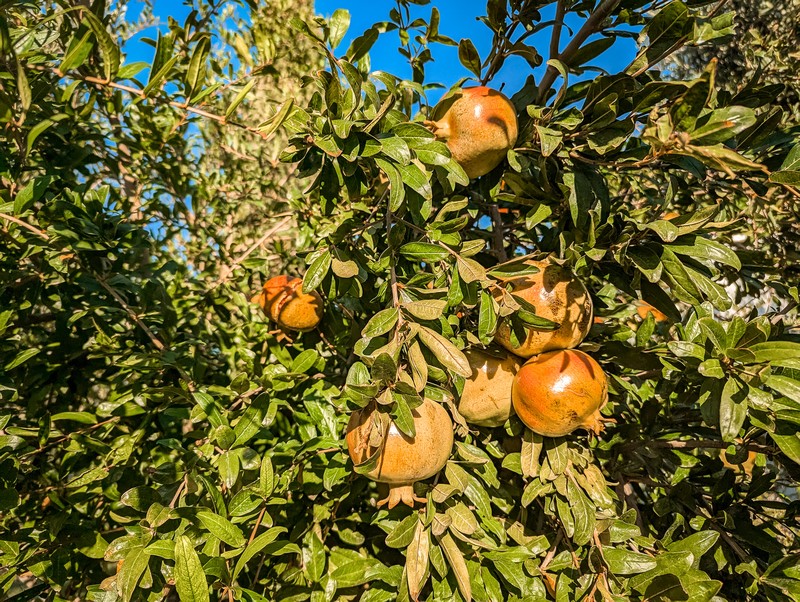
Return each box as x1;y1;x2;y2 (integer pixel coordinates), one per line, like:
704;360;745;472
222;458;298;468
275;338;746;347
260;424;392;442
248;506;267;546
210;215;293;290
540;530;563;571
536;0;623;104
0;212;49;240
644;439;774;454
95;276;166;351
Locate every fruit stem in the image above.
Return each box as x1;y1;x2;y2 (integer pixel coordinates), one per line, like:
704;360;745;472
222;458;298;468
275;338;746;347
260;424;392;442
583;411;614;435
378;484;427;509
424;119;450;141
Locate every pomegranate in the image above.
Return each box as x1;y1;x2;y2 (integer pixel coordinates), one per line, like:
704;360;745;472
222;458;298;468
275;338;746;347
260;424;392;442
511;349;608;437
252;275;323;332
426;86;518;179
494;260;593;358
457;350;520;427
346;398;453;508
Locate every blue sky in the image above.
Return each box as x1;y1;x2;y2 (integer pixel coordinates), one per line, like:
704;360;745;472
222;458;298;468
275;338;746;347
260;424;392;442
124;1;639;103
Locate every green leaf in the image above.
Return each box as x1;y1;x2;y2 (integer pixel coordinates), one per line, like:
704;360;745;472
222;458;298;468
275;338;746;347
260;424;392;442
117;547;150;602
418;326;471;378
568;479;595;546
398;163;433;199
391;395;416;438
375;158;405;212
303;250;331;292
60;28;94;74
698;317;729;352
378;135;412;165
387;514;419;548
438;532;472;602
291;349;319;374
259;455;274;498
346;26;379;62
406;519;430;600
257;96;293;136
328;8;350;49
669;236;741;270
404;299;447;321
399;242;450;262
185;36;210;99
81;11;121;81
457;38;481;78
5;348;40;370
768;375;800;405
196;511;246;548
603;548;658;575
233;527;286;579
142;56;179;97
456;256;485;283
174;536;210;602
720;378;747;441
362;308;399;337
520;429;543;478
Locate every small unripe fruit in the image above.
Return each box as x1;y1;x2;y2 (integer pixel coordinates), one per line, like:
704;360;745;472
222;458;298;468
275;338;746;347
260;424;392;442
636;302;668;323
458;350;520;427
495;260;593;358
512;349;608;437
253;275;323;332
346;398;453;508
428;86;518;179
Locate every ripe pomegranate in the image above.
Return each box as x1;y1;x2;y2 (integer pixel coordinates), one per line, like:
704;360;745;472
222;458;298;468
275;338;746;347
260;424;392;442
494;260;593;358
346;398;453;508
252;275;323;332
426;86;518;179
512;349;608;437
457;350;520;427
636;301;668;323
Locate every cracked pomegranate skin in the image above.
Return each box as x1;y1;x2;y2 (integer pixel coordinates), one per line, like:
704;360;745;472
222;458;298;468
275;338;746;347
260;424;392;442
253;276;323;331
458;350;520;427
511;349;608;437
495;260;593;358
429;86;518;179
346;398;453;508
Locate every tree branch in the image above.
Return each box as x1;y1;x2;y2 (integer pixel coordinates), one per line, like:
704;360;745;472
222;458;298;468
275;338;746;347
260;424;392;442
0;212;49;240
31;65;267;139
550;0;566;60
536;0;623;104
210;215;293;290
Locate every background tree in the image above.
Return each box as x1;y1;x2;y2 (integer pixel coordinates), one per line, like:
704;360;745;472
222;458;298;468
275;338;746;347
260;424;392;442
1;1;800;601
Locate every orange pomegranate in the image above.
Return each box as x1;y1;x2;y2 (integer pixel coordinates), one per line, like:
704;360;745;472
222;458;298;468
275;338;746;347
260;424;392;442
636;302;668;323
458;350;520;427
346;398;453;508
494;260;593;358
426;86;518;179
252;275;323;331
512;349;609;437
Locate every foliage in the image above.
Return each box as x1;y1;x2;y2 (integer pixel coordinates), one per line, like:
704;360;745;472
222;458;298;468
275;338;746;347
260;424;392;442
672;0;800;120
1;1;800;601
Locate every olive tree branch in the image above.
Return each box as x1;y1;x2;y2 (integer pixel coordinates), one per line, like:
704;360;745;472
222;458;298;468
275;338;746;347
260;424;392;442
536;0;623;104
30;65;267;139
